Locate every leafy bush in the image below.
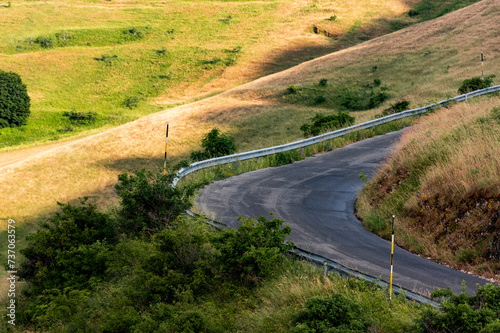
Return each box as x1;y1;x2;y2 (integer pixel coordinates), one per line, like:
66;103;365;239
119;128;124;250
408;9;419;16
368;90;389;109
458;75;495;94
34;36;53;48
115;169;194;234
63;111;96;125
314;95;326;104
172;159;190;171
123;27;145;39
300;112;355;137
417;284;500;333
122;95;141;109
375;100;410;118
338;84;388;111
0;70;31;128
289;293;370;332
287;85;298;94
18;199;117;294
213;215;293;286
190;128;236;161
319;78;328;87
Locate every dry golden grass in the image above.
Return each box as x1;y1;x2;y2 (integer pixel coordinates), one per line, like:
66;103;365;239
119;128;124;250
357;96;500;281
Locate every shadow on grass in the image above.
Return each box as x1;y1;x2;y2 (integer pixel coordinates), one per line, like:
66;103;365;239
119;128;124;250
258;0;481;77
104;157;166;174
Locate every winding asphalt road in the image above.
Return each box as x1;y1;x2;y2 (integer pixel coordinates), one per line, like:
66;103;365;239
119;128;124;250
196;130;492;295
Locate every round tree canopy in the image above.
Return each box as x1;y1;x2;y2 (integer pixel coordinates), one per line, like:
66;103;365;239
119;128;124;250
0;70;31;128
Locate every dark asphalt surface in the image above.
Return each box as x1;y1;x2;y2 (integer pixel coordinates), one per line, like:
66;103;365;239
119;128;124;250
196;131;492;295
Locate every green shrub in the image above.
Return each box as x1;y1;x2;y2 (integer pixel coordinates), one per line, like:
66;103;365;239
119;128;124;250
300;112;355;137
273;150;301;166
314;95;326;104
123;27;145;39
190;150;210;162
115;169;194;234
18;199;117;294
190;128;236;161
418;284;500;333
289;293;370;332
368;90;389;108
458;75;495;94
34;36;53;48
319;78;328;87
375;100;410;118
173;159;190;171
63;111;96;125
408;9;419;16
122;95;141;109
0;70;31;128
213;215;293;286
287;85;298;94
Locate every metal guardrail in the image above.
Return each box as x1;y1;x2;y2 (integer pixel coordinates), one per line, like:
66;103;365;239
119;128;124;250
186;209;440;306
172;85;500;186
178;86;500;306
288;247;440;307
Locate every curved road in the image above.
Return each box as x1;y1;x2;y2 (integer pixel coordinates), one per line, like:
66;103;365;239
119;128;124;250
196;131;491;295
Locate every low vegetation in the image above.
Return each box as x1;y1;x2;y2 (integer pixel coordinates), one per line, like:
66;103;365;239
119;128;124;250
6;167;500;332
375;100;410;118
300;112;355;137
458;75;495;94
357;98;500;280
283;79;389;112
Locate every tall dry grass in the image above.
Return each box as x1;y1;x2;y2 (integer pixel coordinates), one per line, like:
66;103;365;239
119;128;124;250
357;96;500;281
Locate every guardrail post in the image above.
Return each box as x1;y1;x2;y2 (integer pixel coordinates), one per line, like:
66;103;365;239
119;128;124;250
301;146;304;158
323;261;328;277
163;123;169;176
389;215;395;301
481;53;484;81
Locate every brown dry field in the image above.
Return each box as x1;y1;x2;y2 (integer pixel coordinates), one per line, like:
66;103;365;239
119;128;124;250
1;0;500;227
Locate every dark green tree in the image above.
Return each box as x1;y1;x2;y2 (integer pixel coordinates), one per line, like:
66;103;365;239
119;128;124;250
115;169;194;234
190;128;236;161
0;70;31;128
18;199;117;294
213;215;293;286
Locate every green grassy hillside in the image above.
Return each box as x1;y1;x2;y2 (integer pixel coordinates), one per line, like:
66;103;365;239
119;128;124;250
0;0;483;150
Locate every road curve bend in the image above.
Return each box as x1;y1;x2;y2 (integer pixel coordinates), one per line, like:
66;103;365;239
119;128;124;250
196;130;491;295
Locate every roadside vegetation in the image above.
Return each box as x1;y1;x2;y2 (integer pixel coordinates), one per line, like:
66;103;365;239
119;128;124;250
357;97;500;282
3;168;500;332
1;169;423;332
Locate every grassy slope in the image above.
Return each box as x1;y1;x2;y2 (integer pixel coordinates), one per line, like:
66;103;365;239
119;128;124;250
0;0;423;150
356;97;500;282
1;0;499;224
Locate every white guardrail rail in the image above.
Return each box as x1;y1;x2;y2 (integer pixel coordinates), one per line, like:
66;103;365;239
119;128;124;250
173;85;500;186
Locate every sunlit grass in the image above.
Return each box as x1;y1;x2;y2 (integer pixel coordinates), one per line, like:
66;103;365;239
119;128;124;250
356;95;500;282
